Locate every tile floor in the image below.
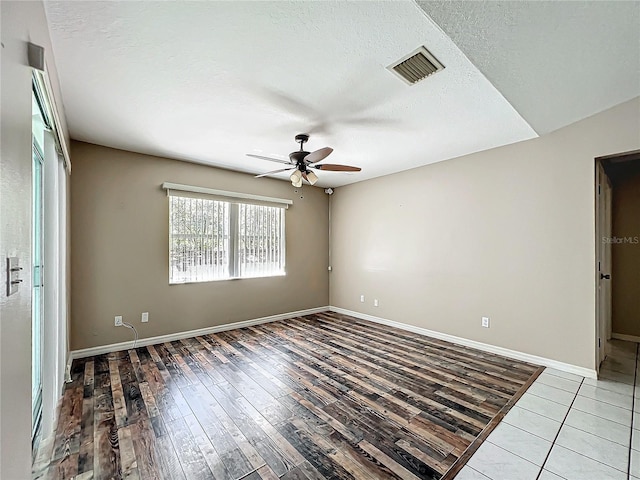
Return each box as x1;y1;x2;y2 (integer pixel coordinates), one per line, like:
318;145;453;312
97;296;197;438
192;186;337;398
457;340;640;480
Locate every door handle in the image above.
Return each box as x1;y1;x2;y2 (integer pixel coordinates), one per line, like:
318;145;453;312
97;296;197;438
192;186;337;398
600;273;611;280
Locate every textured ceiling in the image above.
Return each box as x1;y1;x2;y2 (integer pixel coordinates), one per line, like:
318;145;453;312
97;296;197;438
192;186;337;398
417;0;640;135
43;1;640;187
43;1;537;187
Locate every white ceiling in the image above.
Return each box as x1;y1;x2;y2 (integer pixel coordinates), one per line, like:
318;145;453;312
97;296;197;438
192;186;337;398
43;1;638;188
417;1;640;135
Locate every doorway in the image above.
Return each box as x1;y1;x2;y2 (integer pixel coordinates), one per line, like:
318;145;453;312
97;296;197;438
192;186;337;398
595;150;640;373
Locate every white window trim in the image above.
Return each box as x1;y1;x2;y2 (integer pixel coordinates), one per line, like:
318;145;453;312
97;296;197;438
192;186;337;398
162;182;293;208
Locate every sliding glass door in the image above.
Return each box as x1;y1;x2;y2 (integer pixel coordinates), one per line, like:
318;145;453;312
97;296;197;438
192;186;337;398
32;140;44;449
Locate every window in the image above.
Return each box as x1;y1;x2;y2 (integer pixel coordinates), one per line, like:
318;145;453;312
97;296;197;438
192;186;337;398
169;193;286;283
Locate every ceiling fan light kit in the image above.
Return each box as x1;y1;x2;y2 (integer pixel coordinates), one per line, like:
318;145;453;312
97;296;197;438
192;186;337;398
290;169;303;188
248;134;361;187
305;170;318;185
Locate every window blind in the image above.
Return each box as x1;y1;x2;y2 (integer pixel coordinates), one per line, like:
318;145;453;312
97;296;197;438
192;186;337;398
166;183;287;284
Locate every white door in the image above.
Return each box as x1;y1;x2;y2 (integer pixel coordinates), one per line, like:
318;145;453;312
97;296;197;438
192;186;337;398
595;162;612;369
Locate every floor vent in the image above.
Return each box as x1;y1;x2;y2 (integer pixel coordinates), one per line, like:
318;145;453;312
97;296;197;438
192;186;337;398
387;46;444;85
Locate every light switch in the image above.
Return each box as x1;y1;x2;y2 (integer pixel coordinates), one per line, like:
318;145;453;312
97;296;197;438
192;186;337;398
6;257;22;296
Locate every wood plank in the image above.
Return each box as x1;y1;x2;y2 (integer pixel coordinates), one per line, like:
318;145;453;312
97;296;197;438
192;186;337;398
180;383;255;478
313;313;535;383
42;313;542;480
256;464;280;480
291;317;520;398
109;357;128;428
92;369;120;480
230;395;306;466
358;440;422;480
277;421;356;480
51;384;83;462
117;426;141;480
78;360;95;475
289;415;398;480
280;465;312;480
324;313;537;377
129;418;163;480
296;460;326;480
73;470;94;480
263;323;489;436
164;416;215;480
154;432;187;480
183;414;233;480
46;453;79;480
115;354;150;432
77;396;95;475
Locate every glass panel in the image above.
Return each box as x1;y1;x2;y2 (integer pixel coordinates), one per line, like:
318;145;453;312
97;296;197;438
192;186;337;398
169;196;229;283
31;142;44;446
238;204;285;278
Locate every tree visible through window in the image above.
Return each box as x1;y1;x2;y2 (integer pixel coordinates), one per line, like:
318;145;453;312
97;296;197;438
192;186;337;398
169;195;285;283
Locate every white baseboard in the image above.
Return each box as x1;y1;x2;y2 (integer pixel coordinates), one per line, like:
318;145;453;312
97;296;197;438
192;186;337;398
612;333;640;343
329;307;597;379
69;304;597;380
69;306;329;360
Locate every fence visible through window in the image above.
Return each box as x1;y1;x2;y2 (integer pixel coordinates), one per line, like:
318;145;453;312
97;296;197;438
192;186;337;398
169;195;285;283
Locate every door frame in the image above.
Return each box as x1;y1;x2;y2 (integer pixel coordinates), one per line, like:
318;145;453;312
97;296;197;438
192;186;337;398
594;150;640;374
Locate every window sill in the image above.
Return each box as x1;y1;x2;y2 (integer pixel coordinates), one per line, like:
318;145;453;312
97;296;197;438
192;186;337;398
169;272;286;286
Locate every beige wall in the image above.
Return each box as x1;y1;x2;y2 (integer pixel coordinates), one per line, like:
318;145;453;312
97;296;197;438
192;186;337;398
330;98;640;371
0;1;69;477
70;142;329;350
612;173;640;337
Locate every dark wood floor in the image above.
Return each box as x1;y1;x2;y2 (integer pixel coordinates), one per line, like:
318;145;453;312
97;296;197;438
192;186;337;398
36;312;542;480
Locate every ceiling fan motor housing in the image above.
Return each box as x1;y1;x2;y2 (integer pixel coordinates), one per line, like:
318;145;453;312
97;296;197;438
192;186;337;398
289;150;309;166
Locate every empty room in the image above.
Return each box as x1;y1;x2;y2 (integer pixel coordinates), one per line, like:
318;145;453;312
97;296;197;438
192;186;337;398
2;1;640;479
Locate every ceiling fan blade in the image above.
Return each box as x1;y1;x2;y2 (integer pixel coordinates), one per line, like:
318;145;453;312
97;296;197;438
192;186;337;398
255;167;294;178
314;164;362;172
305;147;333;164
246;154;292;165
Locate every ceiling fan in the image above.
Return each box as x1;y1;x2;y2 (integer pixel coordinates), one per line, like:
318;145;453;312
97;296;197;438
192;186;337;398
247;134;361;187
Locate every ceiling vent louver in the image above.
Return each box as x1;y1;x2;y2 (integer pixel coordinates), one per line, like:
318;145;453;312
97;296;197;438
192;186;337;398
387;46;444;85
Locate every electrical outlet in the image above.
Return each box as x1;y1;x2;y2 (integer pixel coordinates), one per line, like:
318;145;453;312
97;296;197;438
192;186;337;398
360;295;365;303
374;299;379;307
481;316;490;328
115;315;123;327
141;312;149;323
